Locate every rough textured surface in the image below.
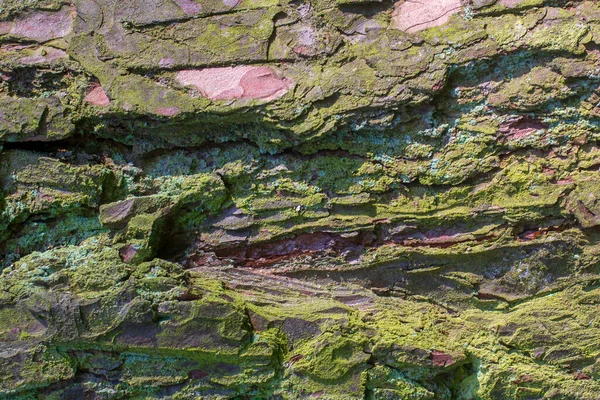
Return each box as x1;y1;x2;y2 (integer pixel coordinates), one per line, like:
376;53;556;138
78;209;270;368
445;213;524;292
176;67;293;101
392;0;462;33
2;0;600;398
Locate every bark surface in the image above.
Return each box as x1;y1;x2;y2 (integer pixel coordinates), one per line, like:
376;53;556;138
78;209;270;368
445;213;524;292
2;0;600;398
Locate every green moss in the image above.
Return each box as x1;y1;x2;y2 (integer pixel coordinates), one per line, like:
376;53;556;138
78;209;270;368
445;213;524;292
487;67;572;111
368;365;435;399
291;331;370;381
0;0;63;16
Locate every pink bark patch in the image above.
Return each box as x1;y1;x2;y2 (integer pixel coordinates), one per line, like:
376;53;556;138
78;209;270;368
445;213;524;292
499;117;547;141
20;48;67;65
0;21;11;35
556;177;574;185
9;6;75;42
177;66;292;101
574;371;591;381
223;0;242;7
499;0;522;7
173;0;202;16
159;58;175;68
429;351;455;367
292;26;317;56
84;86;110;107
119;244;138;263
155;106;181;116
392;0;462;33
